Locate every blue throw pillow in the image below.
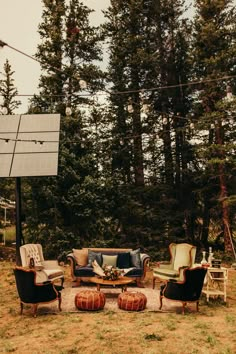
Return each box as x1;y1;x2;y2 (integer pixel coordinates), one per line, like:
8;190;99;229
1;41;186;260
117;252;131;268
130;249;141;268
88;250;102;267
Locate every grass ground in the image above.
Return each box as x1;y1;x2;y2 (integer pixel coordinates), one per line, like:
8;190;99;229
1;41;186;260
0;247;236;354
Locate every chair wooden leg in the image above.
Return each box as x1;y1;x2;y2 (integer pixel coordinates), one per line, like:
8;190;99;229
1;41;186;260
153;277;156;289
20;302;23;315
196;301;199;312
61;277;64;287
58;297;62;312
32;304;38;317
182;302;187;314
159;296;163;310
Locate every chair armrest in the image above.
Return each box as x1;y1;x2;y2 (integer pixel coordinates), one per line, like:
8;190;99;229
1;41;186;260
157;261;172;269
42;260;61;269
35;282;60;302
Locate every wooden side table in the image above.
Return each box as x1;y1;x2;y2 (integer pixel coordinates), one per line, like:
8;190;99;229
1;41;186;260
202;267;228;302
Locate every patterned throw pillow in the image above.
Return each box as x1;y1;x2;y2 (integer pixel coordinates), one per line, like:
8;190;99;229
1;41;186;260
102;255;118;268
88;250;102;267
130;249;141;268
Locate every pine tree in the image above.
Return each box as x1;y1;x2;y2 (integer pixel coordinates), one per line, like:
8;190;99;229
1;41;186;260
0;59;21;114
0;59;21;206
25;0;107;255
191;0;236;255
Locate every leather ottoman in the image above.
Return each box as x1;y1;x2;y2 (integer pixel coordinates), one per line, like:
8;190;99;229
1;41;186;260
75;290;106;311
118;291;147;311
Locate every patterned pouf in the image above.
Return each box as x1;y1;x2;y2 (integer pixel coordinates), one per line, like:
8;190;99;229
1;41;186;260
118;291;147;311
75;290;106;311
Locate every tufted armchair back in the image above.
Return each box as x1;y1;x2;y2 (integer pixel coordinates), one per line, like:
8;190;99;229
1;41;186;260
20;244;44;267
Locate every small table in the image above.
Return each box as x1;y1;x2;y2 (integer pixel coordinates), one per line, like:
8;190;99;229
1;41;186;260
202;267;228;302
90;276;134;292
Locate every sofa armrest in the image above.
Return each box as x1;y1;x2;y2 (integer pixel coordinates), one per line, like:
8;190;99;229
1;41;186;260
66;253;77;281
140;253;150;280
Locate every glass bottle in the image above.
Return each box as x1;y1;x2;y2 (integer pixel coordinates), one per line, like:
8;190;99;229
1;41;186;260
201;251;207;265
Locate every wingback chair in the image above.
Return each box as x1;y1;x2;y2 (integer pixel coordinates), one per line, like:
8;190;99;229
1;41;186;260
159;266;207;314
153;243;197;288
13;266;63;317
20;244;64;285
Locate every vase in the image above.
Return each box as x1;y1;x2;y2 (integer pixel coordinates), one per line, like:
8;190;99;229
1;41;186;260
201;251;207;265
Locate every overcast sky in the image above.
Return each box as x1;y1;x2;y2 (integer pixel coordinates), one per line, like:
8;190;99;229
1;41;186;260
0;0;233;113
0;0;111;112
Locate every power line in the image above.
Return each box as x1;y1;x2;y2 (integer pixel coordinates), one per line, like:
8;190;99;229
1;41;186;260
1;40;236;98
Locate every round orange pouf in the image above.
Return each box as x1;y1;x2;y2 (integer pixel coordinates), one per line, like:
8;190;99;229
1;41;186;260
118;291;147;311
75;290;106;311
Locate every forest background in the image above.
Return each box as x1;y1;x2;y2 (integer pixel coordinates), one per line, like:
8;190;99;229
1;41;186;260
0;0;236;262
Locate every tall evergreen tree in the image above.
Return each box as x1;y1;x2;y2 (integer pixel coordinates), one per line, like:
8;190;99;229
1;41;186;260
0;59;20;207
0;59;21;114
191;0;236;255
24;0;107;255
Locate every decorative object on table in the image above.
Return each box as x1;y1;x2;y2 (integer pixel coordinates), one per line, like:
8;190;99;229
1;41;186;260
208;247;214;266
118;291;147;311
92;260;122;280
102;265;122;280
74;290;105;311
200;251;208;265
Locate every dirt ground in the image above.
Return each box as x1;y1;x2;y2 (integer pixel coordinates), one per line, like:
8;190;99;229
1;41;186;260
0;246;236;354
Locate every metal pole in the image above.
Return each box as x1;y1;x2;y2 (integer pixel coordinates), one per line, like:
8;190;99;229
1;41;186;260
15;177;22;265
4;207;6;245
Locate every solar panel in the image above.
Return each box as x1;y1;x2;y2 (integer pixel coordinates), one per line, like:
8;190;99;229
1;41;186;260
0;114;60;177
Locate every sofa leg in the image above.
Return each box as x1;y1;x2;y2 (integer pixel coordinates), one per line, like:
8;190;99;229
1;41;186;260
72;278;81;287
136;278;144;288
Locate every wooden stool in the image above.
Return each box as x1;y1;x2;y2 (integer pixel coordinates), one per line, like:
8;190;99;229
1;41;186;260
118;291;147;311
75;290;106;311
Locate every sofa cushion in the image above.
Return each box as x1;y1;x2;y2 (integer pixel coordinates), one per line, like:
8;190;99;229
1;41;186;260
73;249;88;267
117;252;131;269
130;249;141;268
88;250;102;266
102;255;117;268
74;266;95;277
124;267;143;277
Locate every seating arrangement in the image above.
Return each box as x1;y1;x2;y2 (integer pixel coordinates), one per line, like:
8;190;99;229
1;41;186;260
13;266;63;317
152;243;197;288
159;266;207;314
20;243;64;286
12;242;223;315
67;247;150;287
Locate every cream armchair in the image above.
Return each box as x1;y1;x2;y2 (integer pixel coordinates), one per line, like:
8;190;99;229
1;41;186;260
20;244;64;286
152;243;197;289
